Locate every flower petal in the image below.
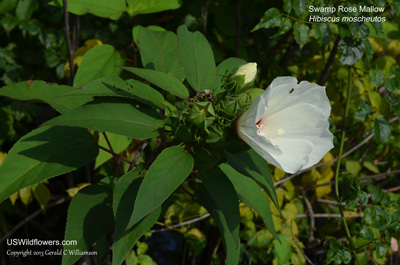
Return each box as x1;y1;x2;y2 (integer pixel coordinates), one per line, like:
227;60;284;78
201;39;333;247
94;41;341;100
266;81;331;120
261;103;334;171
268;138;313;173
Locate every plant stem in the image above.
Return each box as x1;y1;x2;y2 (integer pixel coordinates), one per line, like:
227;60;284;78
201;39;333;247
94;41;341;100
63;0;75;84
102;132;123;176
334;66;359;264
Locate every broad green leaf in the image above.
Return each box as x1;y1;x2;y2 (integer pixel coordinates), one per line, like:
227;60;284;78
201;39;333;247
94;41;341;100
349;22;369;40
274;235;292;264
0;80;91;114
74;45;125;88
95;133;131;169
385;95;400;118
0;14;18;34
392;0;400;15
126;0;182;15
293;22;309;49
363;38;374;62
369;69;384;88
113;170;161;265
374;241;388;258
44;98;163;140
0;0;18;15
15;0;38;20
338;37;364;66
62;179;114;265
0;126;98;204
354;103;373;122
51;0;125;20
312;23;331;46
196;169;240;265
219;164;279;241
122;67;189;99
386;76;400;93
128;146;193;228
293;0;308;16
251;8;292;38
374;117;391;144
227;150;280;214
177;25;216;92
283;0;292;13
137;27;185;81
58;76;165;109
360;227;375;240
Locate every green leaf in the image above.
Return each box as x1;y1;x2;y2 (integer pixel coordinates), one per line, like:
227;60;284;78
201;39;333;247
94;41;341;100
73;45;125;88
312;23;331;46
386;76;400;93
15;0;38;20
385;95;400;118
360;227;375;240
283;0;292;13
58;76;166;109
44;98;163;140
273;235;292;264
177;25;216;92
363;38;374;62
196;169;240;265
293;22;309;49
62;179;114;265
338;37;364;66
122;67;189;99
0;0;18;15
51;0;126;20
0;126;98;204
354;103;373;122
128;146;193;228
369;69;384;88
392;0;400;15
374;117;391;144
112;170;161;265
374;241;388;259
126;0;182;15
349;22;369;40
0;80;91;114
0;14;19;35
368;186;384;204
293;0;308;16
227;150;280;214
219;164;279;241
251;8;292;38
136;27;185;81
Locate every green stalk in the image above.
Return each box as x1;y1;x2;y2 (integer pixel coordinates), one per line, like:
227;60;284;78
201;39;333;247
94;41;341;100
334;66;359;264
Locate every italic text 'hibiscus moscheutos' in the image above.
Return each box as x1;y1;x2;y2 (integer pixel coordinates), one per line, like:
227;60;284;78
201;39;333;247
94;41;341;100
237;76;334;174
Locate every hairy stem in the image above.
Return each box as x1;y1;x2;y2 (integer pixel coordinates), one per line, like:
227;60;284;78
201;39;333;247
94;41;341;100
334;66;359;264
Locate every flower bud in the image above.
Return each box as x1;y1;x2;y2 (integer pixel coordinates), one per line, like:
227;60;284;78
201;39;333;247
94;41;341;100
234;63;257;85
188;102;216;131
226;63;257;93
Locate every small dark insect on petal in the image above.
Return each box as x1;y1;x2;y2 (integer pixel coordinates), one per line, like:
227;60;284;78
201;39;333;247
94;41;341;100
289;88;294;94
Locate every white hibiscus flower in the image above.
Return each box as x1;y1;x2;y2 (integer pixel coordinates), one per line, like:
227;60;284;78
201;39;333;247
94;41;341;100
237;76;334;174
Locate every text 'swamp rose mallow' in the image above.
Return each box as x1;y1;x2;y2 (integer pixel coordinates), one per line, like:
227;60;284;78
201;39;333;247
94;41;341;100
237;76;334;174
